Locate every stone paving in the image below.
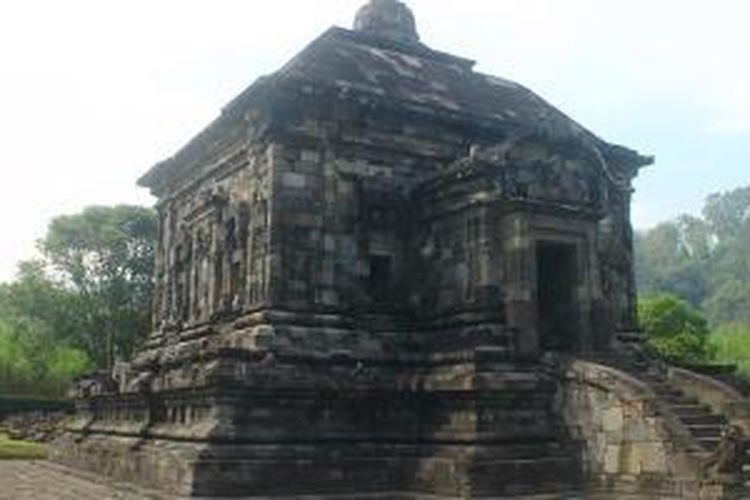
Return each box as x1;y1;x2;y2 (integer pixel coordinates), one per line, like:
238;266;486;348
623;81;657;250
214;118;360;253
0;461;158;500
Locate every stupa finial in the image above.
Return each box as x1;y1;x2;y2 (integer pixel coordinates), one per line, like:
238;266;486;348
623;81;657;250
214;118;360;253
353;0;420;44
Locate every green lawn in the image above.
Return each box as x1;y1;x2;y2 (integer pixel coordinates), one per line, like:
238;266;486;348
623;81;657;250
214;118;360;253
0;433;47;460
711;323;750;379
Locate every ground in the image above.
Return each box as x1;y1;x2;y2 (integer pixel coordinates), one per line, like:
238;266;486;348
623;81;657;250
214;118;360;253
0;461;157;500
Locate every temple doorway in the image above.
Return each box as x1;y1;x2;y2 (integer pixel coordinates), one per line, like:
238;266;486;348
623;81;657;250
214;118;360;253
536;241;579;351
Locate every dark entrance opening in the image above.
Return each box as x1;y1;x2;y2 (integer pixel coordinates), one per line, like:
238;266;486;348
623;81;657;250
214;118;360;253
536;241;579;351
369;255;392;304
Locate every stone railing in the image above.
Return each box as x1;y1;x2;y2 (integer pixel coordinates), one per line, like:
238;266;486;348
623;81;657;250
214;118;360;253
0;396;73;419
557;359;721;498
668;366;750;436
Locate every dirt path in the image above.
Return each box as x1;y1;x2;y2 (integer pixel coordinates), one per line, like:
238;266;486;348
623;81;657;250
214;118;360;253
0;461;160;499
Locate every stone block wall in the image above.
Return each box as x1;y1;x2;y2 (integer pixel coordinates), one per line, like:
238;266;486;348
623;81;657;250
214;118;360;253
559;359;718;498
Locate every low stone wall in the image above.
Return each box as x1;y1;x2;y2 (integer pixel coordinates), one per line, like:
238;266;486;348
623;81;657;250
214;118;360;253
668;366;750;436
52;351;583;498
0;397;74;443
1;411;70;443
0;396;73;419
558;360;721;499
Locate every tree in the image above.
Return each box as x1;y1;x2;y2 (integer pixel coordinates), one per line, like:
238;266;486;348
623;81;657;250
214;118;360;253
702;186;750;242
0;205;156;396
0;311;91;397
638;294;713;363
634;220;710;308
0;260;83;349
635;185;750;326
40;205;157;369
0;318;31;388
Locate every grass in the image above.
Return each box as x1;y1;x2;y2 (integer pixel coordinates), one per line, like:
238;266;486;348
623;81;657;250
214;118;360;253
710;323;750;379
0;433;48;460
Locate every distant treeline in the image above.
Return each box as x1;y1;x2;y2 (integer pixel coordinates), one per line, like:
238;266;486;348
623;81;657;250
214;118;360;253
635;185;750;374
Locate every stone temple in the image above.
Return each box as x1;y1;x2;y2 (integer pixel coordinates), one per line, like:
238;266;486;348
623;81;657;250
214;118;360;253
54;1;750;498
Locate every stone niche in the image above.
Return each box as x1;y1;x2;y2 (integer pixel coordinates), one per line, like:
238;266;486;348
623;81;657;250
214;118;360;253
52;1;697;499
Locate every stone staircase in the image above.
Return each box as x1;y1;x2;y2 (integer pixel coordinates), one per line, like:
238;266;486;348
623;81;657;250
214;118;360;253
589;348;750;495
639;366;750;497
639;371;727;452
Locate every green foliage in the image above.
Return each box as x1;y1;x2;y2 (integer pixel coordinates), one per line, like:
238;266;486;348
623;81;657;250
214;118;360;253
710;323;750;379
638;294;713;363
635;217;711;308
0;315;92;397
702;186;750;241
635;186;750;325
48;347;90;382
41;205;156;367
0;205;155;397
704;280;750;326
0;434;48;460
0;319;29;384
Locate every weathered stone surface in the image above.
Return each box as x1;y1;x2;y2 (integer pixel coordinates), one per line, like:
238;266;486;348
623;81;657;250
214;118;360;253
53;1;750;499
354;0;420;44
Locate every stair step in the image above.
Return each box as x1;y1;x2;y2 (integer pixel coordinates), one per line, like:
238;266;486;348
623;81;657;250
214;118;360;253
663;395;700;405
649;382;678;390
649;380;679;389
651;387;684;398
685;425;724;438
679;414;727;426
697;437;721;451
593;357;737;456
671;405;714;417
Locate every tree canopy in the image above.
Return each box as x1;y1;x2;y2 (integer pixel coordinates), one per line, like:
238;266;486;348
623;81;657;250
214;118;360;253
0;205;156;397
636;185;750;326
40;205;156;368
638;294;713;363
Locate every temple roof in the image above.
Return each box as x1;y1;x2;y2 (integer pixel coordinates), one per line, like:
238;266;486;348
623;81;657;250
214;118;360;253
276;27;587;140
139;1;652;195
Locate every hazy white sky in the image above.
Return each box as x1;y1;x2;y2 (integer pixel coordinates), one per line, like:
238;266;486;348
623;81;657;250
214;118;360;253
0;0;748;282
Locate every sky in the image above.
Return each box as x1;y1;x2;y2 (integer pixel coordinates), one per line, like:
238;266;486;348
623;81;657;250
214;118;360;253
0;0;748;283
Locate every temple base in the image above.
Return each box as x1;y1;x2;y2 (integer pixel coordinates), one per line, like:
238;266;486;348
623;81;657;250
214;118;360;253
53;436;582;498
53;348;584;498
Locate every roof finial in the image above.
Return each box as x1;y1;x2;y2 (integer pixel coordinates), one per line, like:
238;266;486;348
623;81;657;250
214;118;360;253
354;0;420;44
